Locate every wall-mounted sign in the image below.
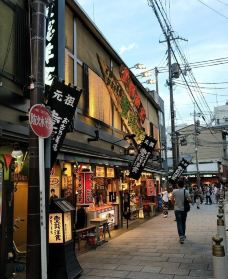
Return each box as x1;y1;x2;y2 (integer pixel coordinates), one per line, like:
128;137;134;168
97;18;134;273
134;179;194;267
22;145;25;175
119;66;146;124
62;175;68;190
50;176;60;198
169;158;190;184
47;79;82;167
97;55;145;142
96;166;105;177
107;167;115;178
77;172;93;204
49;213;63;243
146;179;156;196
129;136;157;180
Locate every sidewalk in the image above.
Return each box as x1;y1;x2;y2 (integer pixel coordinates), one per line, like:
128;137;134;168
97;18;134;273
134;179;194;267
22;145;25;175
78;203;217;279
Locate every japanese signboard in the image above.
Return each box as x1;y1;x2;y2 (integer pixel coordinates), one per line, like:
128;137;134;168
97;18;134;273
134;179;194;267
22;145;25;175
45;1;58;86
49;213;63;243
77;172;93;204
29;104;53;138
97;54;146;142
169;158;190;184
129;136;157;180
47;79;82;167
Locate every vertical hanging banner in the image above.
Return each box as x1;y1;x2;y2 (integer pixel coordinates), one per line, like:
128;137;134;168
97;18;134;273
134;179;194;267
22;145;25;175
45;1;58;86
169;158;190;184
129;136;157;180
47;79;82;167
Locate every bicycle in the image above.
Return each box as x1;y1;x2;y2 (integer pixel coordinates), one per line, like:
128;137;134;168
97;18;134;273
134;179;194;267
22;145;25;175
11;218;27;277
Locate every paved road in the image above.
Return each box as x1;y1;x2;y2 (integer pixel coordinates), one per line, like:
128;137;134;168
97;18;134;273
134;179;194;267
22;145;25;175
79;203;218;279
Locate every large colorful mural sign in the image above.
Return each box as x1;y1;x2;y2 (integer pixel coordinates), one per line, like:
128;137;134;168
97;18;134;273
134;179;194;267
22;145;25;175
97;55;146;142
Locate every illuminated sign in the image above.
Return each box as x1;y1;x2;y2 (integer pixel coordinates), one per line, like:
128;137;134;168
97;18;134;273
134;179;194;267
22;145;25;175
49;213;63;243
96;166;105;177
107;167;115;178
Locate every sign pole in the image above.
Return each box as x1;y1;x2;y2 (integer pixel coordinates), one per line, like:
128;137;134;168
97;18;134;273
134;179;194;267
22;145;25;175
39;137;47;279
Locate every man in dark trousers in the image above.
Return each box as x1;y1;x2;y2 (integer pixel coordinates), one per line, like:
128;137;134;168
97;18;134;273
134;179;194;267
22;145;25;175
172;180;191;244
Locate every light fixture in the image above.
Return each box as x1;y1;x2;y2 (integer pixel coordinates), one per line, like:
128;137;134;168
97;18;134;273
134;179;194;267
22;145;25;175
129;63;146;70
136;71;153;78
125;143;136;156
142;79;156;85
87;130;99;142
11;143;23;159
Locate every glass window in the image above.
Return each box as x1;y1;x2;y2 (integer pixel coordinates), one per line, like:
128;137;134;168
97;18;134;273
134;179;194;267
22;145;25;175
65;5;74;53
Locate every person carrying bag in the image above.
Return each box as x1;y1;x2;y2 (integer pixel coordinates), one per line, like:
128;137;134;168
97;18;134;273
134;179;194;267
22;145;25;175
172;180;191;244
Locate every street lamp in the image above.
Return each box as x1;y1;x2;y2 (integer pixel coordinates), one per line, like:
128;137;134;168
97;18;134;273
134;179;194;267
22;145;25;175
136;71;153;78
142;79;156;85
129;63;146;70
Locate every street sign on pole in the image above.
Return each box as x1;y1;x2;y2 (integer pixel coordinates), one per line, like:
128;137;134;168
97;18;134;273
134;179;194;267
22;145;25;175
29;103;53;279
29;104;53;138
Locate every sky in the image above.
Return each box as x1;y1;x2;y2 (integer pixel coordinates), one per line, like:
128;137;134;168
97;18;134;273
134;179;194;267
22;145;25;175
76;0;228;128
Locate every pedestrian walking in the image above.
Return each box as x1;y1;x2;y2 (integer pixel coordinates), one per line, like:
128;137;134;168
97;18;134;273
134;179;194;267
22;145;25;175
205;186;212;204
161;188;169;218
172;180;191;244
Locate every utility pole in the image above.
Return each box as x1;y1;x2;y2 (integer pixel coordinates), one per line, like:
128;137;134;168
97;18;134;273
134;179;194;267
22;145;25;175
27;1;47;278
193;104;201;189
167;34;177;170
155;67;168;177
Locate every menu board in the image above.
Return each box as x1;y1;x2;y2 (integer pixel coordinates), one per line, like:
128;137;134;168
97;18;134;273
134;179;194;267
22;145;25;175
107;167;115;178
96;166;105;177
64;176;73;204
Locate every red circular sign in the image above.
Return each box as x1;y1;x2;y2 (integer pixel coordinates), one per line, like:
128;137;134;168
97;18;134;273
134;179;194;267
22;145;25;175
29;104;53;138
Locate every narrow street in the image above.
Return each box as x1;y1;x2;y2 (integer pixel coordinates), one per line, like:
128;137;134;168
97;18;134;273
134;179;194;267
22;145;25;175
79;203;217;279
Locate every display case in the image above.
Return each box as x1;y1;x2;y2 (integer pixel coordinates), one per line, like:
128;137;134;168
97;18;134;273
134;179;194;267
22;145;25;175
87;205;118;228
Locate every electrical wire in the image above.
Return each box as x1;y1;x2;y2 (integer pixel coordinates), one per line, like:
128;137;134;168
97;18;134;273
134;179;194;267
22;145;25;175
196;0;228;20
175;81;228;90
214;0;228;7
148;0;217;135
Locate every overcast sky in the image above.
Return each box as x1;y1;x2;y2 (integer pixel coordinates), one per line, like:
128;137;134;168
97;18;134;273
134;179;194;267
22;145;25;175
76;0;228;127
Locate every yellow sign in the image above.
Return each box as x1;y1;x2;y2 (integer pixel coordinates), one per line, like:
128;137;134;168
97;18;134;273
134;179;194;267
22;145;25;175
64;212;72;242
96;166;105;177
49;213;63;243
62;175;68;189
107;167;115;178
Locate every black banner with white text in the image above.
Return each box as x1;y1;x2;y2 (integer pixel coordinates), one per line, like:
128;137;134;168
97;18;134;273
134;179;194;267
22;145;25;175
129;136;157;180
47;79;82;167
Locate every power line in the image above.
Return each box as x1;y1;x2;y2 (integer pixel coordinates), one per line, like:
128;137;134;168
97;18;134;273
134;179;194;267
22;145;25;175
196;0;228;20
215;0;228;7
175;81;228;90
